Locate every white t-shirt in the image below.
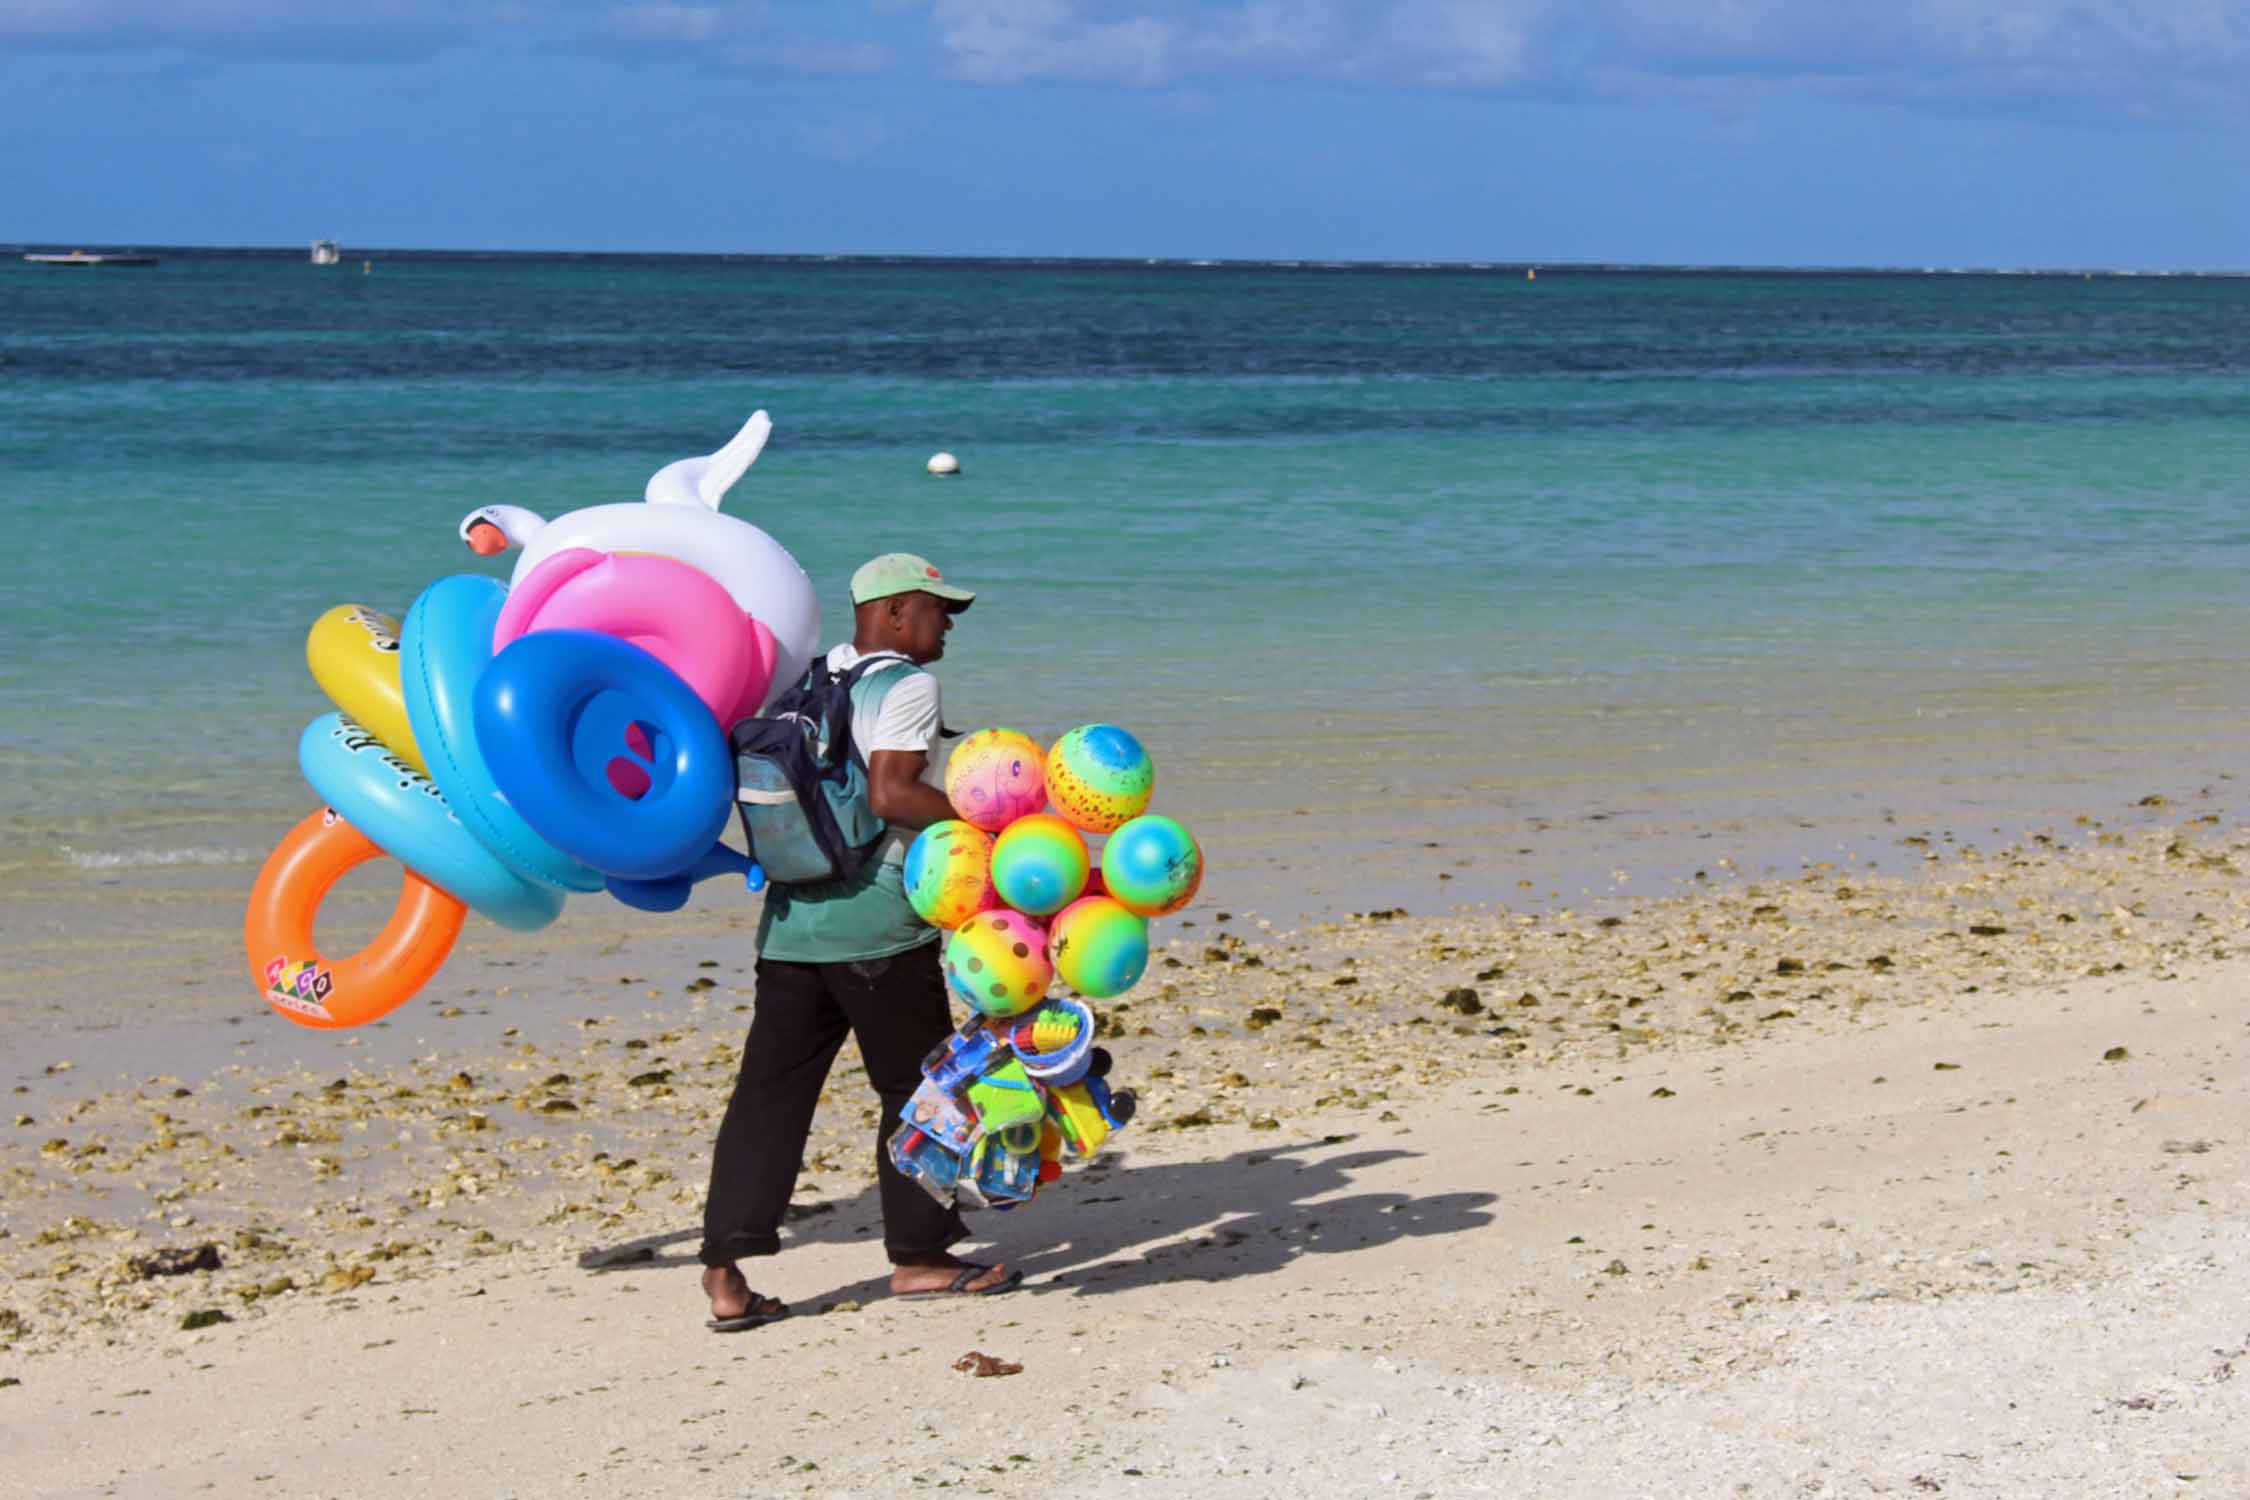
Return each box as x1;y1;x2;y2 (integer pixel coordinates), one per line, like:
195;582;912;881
824;644;941;865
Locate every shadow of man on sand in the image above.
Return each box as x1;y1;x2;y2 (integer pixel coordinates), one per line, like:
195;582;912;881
581;1131;1496;1307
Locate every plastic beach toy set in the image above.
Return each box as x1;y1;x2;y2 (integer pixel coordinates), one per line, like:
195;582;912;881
245;412;815;1027
890;724;1205;1210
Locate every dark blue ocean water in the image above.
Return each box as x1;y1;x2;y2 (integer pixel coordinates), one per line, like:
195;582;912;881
6;253;2249;877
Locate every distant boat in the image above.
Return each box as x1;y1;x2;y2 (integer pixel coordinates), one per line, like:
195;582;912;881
310;239;341;266
24;250;159;268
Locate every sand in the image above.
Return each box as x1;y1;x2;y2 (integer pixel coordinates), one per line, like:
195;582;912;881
3;813;2247;1496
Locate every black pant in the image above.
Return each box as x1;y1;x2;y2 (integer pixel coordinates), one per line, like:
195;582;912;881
699;942;967;1268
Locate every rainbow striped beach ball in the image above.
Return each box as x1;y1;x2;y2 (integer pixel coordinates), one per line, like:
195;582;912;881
1047;894;1149;1000
1099;814;1203;917
990;813;1090;917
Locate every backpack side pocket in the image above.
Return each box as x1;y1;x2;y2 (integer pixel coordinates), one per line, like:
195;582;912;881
732;718;858;885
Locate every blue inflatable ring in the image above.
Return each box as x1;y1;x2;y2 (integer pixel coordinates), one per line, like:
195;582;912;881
474;629;732;881
400;575;605;894
298;712;565;932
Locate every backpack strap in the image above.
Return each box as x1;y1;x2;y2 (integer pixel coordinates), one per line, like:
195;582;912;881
823;653;925;774
836;652;918;689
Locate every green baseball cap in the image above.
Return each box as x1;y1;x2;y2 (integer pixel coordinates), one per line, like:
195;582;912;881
850;553;976;611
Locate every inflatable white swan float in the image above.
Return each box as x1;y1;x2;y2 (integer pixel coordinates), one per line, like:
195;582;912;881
456;410;823;700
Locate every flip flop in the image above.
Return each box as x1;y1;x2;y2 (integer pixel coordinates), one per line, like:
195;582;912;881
706;1291;789;1333
895;1262;1025;1301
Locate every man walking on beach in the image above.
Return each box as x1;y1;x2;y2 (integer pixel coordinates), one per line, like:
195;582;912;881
699;554;1019;1330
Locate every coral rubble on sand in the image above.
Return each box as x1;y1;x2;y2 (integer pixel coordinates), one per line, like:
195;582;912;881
1;817;2242;1351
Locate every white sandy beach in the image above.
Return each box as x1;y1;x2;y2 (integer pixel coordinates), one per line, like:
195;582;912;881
5;814;2246;1497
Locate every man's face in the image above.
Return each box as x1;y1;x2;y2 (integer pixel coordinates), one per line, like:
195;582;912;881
892;590;955;663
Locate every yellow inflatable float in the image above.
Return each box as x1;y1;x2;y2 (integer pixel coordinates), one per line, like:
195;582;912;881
305;604;424;774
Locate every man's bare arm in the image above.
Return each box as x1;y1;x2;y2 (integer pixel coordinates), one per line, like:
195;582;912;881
865;750;956;832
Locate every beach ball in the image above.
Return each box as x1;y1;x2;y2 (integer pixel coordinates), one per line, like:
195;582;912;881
944;728;1047;832
903;820;1001;929
1045;724;1154;833
1100;814;1204;917
943;909;1053;1018
1048;895;1149;1000
989;813;1089;917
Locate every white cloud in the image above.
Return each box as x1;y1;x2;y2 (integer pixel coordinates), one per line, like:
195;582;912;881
929;0;1178;83
0;0;516;59
1377;0;1537;88
909;0;2250;119
1593;0;2249;79
1595;0;2250;123
603;4;725;45
1;0;2241;122
908;0;1549;93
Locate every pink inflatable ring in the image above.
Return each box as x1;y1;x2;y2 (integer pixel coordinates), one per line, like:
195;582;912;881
493;548;778;727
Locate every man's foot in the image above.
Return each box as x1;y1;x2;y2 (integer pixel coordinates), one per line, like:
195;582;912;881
703;1263;787;1331
889;1257;1023;1299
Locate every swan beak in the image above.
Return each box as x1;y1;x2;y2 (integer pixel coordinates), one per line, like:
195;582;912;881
464;521;509;556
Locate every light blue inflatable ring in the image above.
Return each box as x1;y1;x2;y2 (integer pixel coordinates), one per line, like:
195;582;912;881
298;712;565;932
400;575;604;894
475;629;732;882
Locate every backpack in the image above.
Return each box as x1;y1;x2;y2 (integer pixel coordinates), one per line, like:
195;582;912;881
729;653;922;887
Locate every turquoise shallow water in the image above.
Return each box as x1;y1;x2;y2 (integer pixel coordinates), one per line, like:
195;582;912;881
4;255;2249;885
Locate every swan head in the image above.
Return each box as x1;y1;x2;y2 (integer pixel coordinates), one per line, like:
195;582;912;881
458;504;547;556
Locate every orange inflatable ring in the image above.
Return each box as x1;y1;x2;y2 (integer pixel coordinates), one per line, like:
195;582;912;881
245;807;466;1028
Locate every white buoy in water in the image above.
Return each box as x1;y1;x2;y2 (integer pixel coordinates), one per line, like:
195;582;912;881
927;451;960;476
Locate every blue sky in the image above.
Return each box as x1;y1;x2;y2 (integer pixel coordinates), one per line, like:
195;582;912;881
5;1;2248;268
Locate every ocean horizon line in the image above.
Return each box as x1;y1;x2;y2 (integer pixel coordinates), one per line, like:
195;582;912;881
8;241;2249;281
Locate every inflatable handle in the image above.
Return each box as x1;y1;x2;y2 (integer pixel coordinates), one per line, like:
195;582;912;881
605;842;763;913
476;629;733;880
